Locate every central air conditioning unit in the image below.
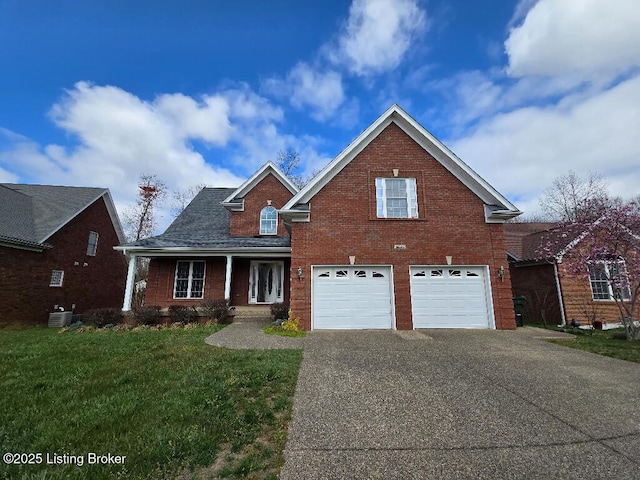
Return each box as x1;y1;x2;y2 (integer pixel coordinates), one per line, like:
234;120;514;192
48;311;73;328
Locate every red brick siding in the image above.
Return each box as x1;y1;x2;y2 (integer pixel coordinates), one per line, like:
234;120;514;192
146;257;291;307
230;258;291;306
230;173;294;237
145;257;226;307
509;263;562;325
0;197;127;326
231;258;251;305
290;123;516;330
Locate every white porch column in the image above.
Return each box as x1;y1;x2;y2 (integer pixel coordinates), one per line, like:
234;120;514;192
224;255;233;301
122;254;137;311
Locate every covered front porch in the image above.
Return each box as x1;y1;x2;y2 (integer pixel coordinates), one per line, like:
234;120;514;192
119;249;291;311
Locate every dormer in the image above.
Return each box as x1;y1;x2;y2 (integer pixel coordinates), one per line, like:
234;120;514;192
222;161;298;237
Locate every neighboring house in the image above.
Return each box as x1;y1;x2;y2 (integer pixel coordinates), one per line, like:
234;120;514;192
507;223;633;326
117;105;522;330
0;184;127;326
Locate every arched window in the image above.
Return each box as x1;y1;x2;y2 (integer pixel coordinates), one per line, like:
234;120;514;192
260;206;277;235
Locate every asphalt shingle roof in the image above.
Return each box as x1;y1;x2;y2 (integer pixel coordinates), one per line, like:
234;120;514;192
123;187;291;249
0;185;38;245
504;222;557;260
0;183;106;246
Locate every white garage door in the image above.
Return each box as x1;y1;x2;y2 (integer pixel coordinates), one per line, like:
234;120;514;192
410;266;492;329
313;266;394;329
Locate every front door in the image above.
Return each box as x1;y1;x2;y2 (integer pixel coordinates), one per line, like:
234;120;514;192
249;261;284;304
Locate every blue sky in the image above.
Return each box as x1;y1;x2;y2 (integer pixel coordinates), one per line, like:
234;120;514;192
1;0;639;231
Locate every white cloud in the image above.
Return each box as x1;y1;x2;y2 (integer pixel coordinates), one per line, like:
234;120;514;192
224;86;284;124
263;63;345;121
0;168;18;183
330;0;426;76
43;82;241;193
428;71;504;128
450;75;640;216
289;64;345;121
154;93;231;145
506;0;640;80
220;84;331;173
260;0;427;123
0;82;331;233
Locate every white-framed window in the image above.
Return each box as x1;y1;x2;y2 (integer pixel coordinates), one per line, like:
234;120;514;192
86;231;99;256
376;178;418;218
588;259;631;301
50;270;64;287
174;261;206;299
260;206;278;235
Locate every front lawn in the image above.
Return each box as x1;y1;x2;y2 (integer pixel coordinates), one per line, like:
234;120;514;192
527;323;640;363
0;326;302;480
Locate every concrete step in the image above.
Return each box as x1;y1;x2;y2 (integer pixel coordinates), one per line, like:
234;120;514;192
231;306;272;321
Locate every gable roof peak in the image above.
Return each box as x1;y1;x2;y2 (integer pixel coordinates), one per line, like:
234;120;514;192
0;183;125;246
280;105;521;223
222;161;299;211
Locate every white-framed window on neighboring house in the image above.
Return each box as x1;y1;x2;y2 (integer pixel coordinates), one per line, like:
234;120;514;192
50;270;64;287
174;261;206;299
260;206;278;235
588;259;631;301
376;178;418;218
87;231;99;256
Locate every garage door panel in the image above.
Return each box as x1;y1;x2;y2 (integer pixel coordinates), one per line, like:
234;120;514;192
411;266;491;329
313;266;393;330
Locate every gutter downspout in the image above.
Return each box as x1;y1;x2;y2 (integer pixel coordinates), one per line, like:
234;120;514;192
553;260;567;326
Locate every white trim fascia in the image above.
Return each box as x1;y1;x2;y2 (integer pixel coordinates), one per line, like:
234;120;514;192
484;205;524;223
221;161;298;206
555;215;640;262
281;104;520;220
484;265;497;330
278;207;310;223
221;198;244;211
396;113;518;211
114;246;291;257
554;215;605;262
103;190;126;244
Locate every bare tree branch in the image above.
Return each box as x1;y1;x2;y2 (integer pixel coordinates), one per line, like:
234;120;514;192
123;174;167;241
171;184;206;218
275;149;318;189
539;170;608;222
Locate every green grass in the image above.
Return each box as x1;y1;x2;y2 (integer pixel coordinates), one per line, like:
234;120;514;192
263;325;306;338
0;326;302;480
526;323;640;363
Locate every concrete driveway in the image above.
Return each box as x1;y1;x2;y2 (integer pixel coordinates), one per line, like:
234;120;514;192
280;329;640;479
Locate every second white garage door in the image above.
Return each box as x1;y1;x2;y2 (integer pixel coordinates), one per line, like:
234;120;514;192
410;266;492;329
313;266;394;329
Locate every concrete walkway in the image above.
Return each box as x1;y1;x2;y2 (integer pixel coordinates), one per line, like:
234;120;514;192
280;328;640;479
204;318;305;349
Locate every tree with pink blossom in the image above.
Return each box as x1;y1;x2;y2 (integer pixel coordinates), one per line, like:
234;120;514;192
538;197;640;340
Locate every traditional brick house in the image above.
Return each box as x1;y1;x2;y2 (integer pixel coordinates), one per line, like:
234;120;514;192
118;105;522;330
508;223;634;327
0;184;127;325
